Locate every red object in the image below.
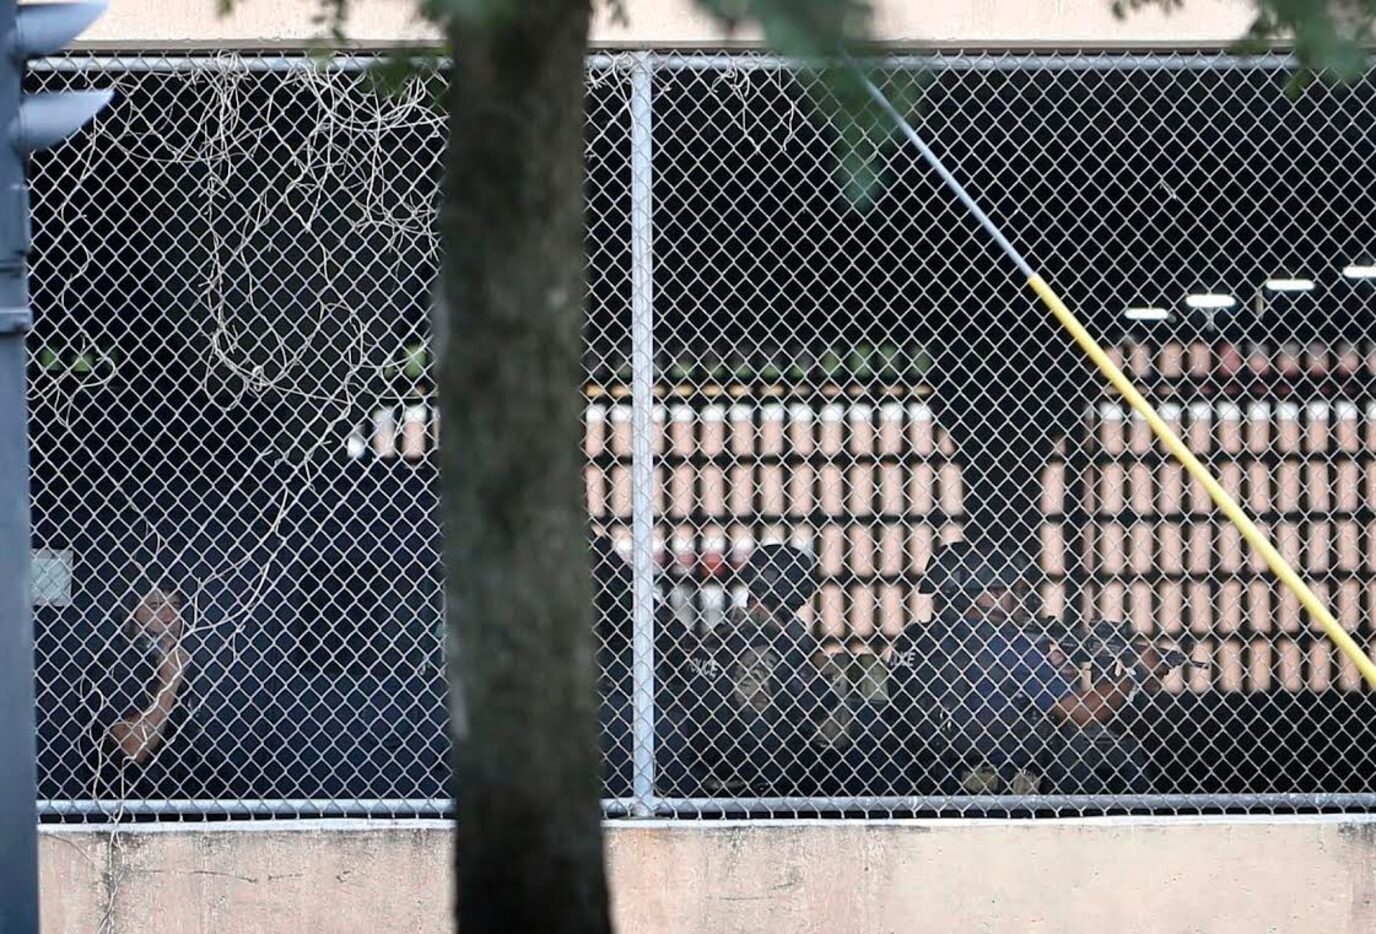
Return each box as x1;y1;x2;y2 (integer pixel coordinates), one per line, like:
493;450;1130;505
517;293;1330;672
699;553;728;579
671;530;696;575
699;530;729;579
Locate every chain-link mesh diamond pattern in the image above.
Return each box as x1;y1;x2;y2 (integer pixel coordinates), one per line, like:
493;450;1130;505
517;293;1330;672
27;51;1376;820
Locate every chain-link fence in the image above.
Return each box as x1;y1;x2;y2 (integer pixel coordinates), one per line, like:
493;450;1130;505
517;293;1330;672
27;50;1376;820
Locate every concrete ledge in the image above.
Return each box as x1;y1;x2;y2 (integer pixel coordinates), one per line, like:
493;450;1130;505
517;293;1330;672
41;820;453;934
38;815;1376;933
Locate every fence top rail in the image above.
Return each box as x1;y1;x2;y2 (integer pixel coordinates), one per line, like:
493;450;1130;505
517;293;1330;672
40;794;1376;819
39;813;1376;834
28;50;1303;75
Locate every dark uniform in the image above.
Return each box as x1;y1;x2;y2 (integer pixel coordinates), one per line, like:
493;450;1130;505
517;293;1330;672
1040;721;1150;795
808;648;916;797
890;540;1152;796
681;543;826;796
891;606;1071;794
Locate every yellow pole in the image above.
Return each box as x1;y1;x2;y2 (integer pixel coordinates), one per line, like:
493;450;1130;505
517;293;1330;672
848;62;1376;690
1027;274;1376;690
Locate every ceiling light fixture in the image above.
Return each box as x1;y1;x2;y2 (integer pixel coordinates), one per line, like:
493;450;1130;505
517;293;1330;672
1263;278;1315;292
1124;306;1170;321
1184;293;1237;310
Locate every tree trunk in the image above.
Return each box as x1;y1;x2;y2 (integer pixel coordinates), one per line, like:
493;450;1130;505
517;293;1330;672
435;2;611;932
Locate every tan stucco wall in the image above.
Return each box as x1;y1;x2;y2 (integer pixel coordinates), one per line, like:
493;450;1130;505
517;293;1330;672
87;0;1257;49
38;816;1376;933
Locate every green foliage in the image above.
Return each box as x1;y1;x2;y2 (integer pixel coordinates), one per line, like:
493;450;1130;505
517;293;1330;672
1242;0;1375;91
315;0;352;43
383;341;433;381
818;61;929;207
363;51;448;113
699;0;1376;201
420;0;629;29
363;1;620;110
907;343;933;380
695;0;922;207
819;347;844;379
33;343;117;377
419;0;563;29
402;341;430;381
1109;0;1186;16
875;340;900;380
238;0;1376;104
414;0;921;205
1117;0;1376;88
846;340;874;380
237;0;1376;204
730;352;754;382
697;0;869;50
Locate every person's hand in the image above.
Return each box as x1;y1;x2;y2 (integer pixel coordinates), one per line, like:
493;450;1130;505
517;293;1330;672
110;717;154;757
155;626;187;658
157;642;191;677
1045;639;1075;678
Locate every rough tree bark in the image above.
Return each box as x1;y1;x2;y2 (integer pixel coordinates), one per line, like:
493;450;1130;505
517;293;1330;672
434;1;612;932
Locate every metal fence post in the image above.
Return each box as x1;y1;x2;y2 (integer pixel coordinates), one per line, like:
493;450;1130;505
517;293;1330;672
0;3;111;926
627;51;659;817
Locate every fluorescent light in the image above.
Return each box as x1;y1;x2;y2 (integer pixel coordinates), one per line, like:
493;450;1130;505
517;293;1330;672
1342;264;1376;280
1184;293;1237;310
1124;306;1170;321
1263;277;1315;292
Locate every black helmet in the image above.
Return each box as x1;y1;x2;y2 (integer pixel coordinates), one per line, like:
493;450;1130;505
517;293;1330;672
920;539;1031;597
739;543;819;613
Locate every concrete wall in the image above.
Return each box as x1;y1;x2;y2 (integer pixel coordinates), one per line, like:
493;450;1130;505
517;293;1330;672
39;816;1376;933
89;0;1257;49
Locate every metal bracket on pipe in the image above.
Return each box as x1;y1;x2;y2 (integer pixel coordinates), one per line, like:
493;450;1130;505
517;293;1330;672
0;306;33;335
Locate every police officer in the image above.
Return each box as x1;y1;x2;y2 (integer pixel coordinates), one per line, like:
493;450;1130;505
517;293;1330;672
890;539;1158;796
681;542;824;796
